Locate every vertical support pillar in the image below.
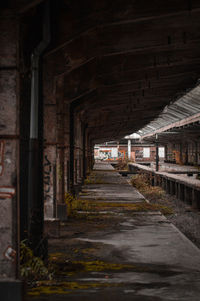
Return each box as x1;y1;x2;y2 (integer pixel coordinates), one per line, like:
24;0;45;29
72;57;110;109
180;143;183;164
82;125;86;179
85;132;90;174
69;105;74;194
128;139;131;160
0;9;23;298
165;145;168;162
43;59;59;223
185;143;188;165
74;113;84;187
56;77;65;204
55;78;68;221
155;134;159;171
195;141;198;166
64;102;70;193
43;104;57;219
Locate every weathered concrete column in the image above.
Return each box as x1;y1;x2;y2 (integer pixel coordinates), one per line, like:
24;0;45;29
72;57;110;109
55;78;69;221
128;139;131;160
155;134;159;171
180;143;183;164
165;145;168;161
85;131;90;174
43;51;71;221
82;124;87;179
69;104;75;194
185;143;189;164
43;94;57;219
56;79;65;204
64;102;70;192
73;112;83;188
195;141;198;165
0;10;23;299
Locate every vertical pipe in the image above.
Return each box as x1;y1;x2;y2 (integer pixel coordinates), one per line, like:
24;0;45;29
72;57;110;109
28;0;51;253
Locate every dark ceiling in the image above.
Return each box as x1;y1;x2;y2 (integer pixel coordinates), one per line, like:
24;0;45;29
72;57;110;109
19;0;200;143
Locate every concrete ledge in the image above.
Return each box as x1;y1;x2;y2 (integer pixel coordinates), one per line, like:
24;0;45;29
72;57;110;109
44;218;60;238
129;162;200;209
0;279;23;301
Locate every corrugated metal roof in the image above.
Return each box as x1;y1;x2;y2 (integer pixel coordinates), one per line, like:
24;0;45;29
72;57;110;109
138;83;200;137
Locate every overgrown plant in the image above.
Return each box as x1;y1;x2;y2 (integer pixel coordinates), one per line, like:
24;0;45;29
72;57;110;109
65;192;75;216
20;240;53;281
131;174;164;199
64;193;95;218
115;158;130;171
131;174;149;191
130;174;173;215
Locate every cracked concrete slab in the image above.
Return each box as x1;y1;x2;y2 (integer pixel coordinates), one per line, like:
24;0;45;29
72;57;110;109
26;162;200;301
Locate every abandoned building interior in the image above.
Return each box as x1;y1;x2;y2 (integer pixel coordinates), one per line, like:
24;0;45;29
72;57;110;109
1;0;200;300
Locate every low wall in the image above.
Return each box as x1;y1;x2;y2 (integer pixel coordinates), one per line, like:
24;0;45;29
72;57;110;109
129;163;200;210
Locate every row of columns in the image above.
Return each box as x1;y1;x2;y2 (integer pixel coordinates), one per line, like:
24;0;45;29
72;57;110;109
43;77;94;222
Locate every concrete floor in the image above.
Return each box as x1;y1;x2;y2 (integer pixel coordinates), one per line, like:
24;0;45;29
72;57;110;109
26;162;200;301
151;162;200;179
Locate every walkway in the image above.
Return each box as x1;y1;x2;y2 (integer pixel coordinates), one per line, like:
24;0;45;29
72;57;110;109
27;162;200;301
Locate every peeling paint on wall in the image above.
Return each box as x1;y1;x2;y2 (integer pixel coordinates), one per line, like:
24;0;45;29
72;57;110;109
3;246;16;262
44;154;52;201
0;186;15;199
0;141;16;198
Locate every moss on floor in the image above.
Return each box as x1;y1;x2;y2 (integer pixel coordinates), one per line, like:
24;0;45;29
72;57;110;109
28;280;123;296
84;201;173;215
